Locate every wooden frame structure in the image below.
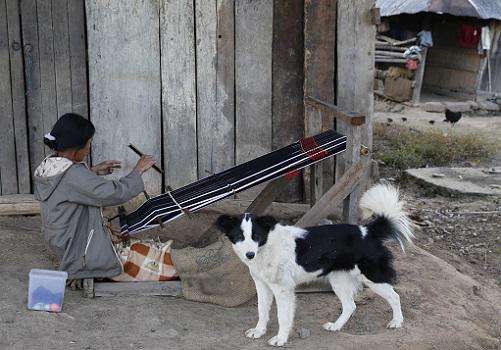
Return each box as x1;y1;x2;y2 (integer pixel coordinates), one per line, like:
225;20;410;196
82;0;374;298
83;97;368;298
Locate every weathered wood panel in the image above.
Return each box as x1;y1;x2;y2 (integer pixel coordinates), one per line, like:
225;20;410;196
86;0;162;193
68;0;88;117
336;0;375;212
36;0;58;138
273;0;304;202
52;0;72;116
0;0;17;195
21;0;45;179
0;194;40;216
6;0;30;193
304;0;336;200
195;0;235;179
235;0;273;199
161;0;198;189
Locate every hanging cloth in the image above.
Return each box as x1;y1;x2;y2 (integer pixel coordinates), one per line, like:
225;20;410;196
459;23;481;48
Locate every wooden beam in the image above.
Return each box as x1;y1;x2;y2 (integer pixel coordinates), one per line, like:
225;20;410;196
235;0;273;200
200;199;312;219
6;0;30;193
68;0;88;118
195;0;235;178
0;194;39;216
341;125;362;224
304;96;366;126
370;7;381;25
337;0;374;222
245;176;295;215
272;0;304;202
195;174;296;248
296;160;364;227
412;47;428;104
0;0;17;195
87;0;162;194
87;280;182;298
304;106;323;205
304;0;336;201
161;0;197;190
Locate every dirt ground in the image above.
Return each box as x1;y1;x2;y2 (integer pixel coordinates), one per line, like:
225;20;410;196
1;207;501;350
375;98;501;287
1;101;501;350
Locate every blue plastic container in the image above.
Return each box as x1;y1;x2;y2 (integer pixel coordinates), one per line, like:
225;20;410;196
28;269;68;312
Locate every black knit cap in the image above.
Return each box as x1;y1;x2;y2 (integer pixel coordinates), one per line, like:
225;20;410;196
43;113;95;151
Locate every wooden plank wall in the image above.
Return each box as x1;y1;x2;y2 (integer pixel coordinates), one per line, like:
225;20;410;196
161;0;198;190
304;0;337;201
86;0;162;194
273;0;304;202
87;0;304;201
195;0;235;179
235;0;274;199
0;0;18;195
1;0;30;194
18;0;89;190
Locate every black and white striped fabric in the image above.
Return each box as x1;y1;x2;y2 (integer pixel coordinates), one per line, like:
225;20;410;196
121;130;346;235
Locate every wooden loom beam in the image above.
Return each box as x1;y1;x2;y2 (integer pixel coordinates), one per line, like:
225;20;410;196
304;94;368;224
296;160;364;227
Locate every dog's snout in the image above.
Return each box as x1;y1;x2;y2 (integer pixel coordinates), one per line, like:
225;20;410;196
246;252;255;260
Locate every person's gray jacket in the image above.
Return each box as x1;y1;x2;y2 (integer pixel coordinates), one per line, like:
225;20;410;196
33;157;144;279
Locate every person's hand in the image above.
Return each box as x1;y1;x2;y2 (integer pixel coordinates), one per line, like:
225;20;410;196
92;160;122;175
133;155;156;175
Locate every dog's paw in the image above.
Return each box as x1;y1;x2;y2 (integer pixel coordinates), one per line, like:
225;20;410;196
267;335;287;347
387;318;403;329
322;322;343;332
245;327;266;339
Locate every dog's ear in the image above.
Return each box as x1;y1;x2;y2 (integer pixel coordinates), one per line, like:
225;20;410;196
255;215;277;232
216;215;240;233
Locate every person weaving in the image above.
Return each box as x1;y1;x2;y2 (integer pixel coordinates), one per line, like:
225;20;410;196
33;113;155;284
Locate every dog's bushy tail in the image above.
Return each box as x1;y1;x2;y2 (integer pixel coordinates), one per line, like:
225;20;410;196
359;183;414;251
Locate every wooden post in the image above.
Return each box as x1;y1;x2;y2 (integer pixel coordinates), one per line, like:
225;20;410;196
296;160;364;227
161;0;197;190
341;125;362;224
304;106;323;205
412;47;428;104
336;0;375;221
273;0;304;202
303;0;337;202
83;278;94;298
5;0;30;194
235;0;273;200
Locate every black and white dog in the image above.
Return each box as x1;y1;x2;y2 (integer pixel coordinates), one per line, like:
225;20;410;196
216;184;413;347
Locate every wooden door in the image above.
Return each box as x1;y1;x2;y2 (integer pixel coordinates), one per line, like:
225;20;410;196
0;0;29;195
0;0;89;195
20;0;89;181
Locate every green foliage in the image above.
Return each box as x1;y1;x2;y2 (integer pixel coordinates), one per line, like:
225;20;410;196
373;123;500;169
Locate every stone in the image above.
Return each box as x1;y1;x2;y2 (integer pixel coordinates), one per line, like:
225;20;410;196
432;173;446;178
474;109;490;116
466;100;478;109
405;167;501;196
444;102;471;112
297;327;311;339
476;100;500;111
421;102;445;113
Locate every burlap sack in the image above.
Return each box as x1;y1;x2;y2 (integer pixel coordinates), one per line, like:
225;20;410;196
171;235;256;307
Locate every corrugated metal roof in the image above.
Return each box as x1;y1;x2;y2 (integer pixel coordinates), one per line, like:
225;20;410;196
376;0;501;20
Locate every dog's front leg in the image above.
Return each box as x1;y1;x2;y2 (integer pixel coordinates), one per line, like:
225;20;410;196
268;285;295;347
246;275;273;339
